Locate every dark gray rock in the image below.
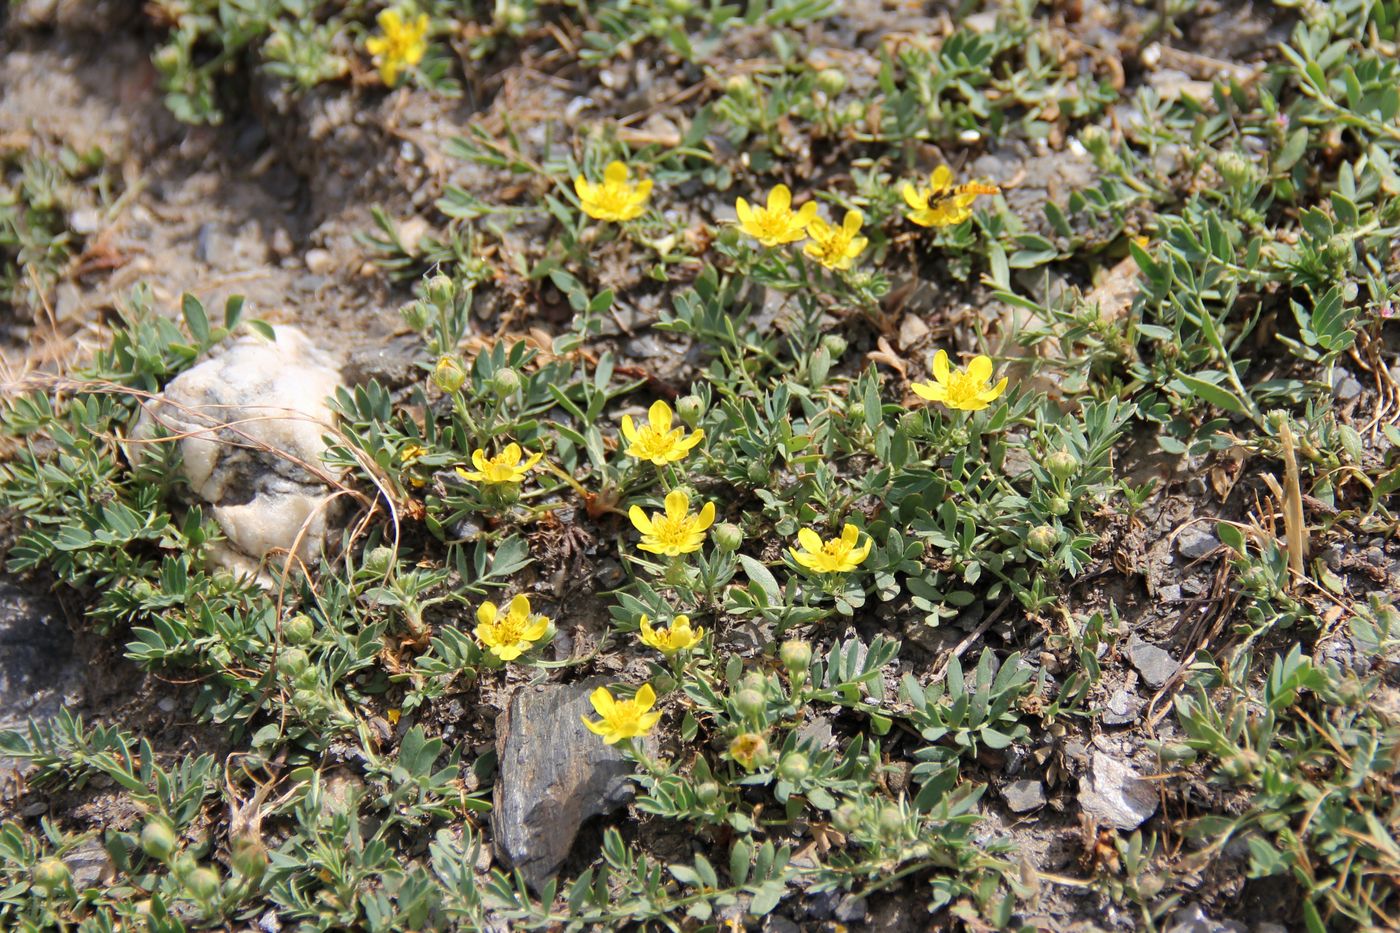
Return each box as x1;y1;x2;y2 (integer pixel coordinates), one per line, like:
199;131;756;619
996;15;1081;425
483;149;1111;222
341;333;425;389
1101;687;1141;726
1332;369;1363;402
833;893;867;923
0;583;82;731
1165;903;1247;933
1003;779;1046;813
1078;752;1158;830
493;678;643;892
1177;527;1219;561
62;837;114;890
1129;638;1179;688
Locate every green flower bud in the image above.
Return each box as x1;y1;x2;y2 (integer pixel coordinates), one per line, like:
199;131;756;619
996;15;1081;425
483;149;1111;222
141;818;178;860
779;640;812;674
284;613;315;645
432;355;467;393
675;394;703;427
32;858;70;892
713;522;743;552
1027;525;1059;554
294;666;320;690
230;836;268;882
363;545;395;576
842;100;865;124
746;461;768;485
185;866;220;901
400;299;431;332
152;44;183;72
846;402;866;423
1216;150;1256;190
816;68;847;96
777;752;810;783
277;648;310;679
724;74;754;96
832;801;862;833
734;688;766;719
820;334;848;359
695;781;721;805
426;274;455;308
1048;496;1071;517
491;367;521;397
877;806;905;839
1045;448;1079;481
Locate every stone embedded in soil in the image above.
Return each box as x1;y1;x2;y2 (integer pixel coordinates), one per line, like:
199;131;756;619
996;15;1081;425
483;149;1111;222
1128;638;1179;688
1165;903;1248;933
132;326;345;578
1101;687;1141;726
1176;527;1219;561
0;582;83;732
62;837;115;890
1002;779;1047;813
1078;751;1158;830
493;678;644;892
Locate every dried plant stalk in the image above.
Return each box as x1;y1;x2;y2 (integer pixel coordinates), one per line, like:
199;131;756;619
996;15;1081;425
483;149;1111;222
1280;420;1307;582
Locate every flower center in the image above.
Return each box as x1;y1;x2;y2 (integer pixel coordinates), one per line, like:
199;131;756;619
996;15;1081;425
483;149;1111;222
651;515;690;543
944;372;983;407
594;183;632;212
632;427;676;458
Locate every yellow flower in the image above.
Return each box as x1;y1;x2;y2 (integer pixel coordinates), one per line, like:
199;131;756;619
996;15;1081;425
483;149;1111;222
629;489;716;557
902;166;999;228
621;400;704;466
582;683;662;744
803;209;868;271
474;594;549;661
639;614;704;655
790;523;872;574
400;443;428;487
735;184;817;247
456;443;542;485
365;9;430;87
729;732;769;771
910;350;1009;411
574;161;653;222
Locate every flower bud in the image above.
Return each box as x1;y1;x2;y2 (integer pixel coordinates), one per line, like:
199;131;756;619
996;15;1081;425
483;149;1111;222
152;44;182;72
820;334;848;359
185;866;220;900
362;545;395;576
779;640;812;674
734;688;765;718
877;806;905;839
842;100;865;124
1045;448;1079;481
816;68;847;96
675;394;703;427
695;781;721;805
426;274;455;308
400;299;431;332
284;613;315;645
277;648;309;678
491;367;521;397
32;858;70;892
746;461;768;485
1048;496;1071;517
846;402;866;423
713;522;743;552
1216;150;1256;190
832;801;862;833
294;666;320;690
1027;525;1059;554
432;355;467;393
141;818;178;860
777;752;810;782
230;836;268;882
724;74;754;96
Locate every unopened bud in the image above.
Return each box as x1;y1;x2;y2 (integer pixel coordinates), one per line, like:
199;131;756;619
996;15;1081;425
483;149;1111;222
432;355;467;393
734;688;765;718
713;522;743;552
185;866;220;900
284;613;315;645
779;640;812;674
778;752;810;782
675;395;703;427
1027;525;1059;554
426;274;455;308
141;818;178;860
32;858;70;892
1045;448;1079;481
491;367;521;396
820;334;848;359
816;68;847;96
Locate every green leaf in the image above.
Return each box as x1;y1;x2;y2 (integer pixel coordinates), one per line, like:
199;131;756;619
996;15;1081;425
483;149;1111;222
182;293;210;346
1276;127;1309;171
1178;373;1247;416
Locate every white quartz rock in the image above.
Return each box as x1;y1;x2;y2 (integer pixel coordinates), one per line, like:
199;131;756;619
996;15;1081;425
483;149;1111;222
134;326;344;575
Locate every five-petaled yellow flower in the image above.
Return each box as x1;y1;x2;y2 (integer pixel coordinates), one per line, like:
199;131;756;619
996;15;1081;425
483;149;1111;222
456;443;542;485
629;489;716;557
622;400;704;466
582;683;662;744
910;350;1009;411
475;594;550;661
639;614;704;655
791;523;872;574
575;161;652;222
365;9;430;88
735;184;817;247
729;732;769;771
902;166;999;228
804;209;868;271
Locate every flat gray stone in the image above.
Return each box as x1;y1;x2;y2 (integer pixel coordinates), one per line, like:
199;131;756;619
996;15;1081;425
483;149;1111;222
1177;527;1219;561
1101;687;1141;726
1003;779;1047;813
1129;639;1179;688
0;583;82;732
1165;903;1247;933
1078;751;1158;830
493;678;644;892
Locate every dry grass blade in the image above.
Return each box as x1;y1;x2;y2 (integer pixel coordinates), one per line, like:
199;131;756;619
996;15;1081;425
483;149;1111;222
1279;419;1307;584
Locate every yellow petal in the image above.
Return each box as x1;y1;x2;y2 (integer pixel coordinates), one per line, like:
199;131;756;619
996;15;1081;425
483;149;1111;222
500;443;522;466
648;399;672;432
377;9;402;31
582;715;611;737
910;381;947;402
520;451;543;472
932;349;951;383
797;528;823;553
507;593;531;619
476;601;497;627
983;376;1009;403
795;201;818;226
471;449;490;472
967;355;993;383
735;197;753;225
633;178;653;205
930;165;953;193
589;687;616;718
620;414;638;444
664;489;690;521
604;161;629;185
634;683;656;711
768;184;792;213
695;501;716;531
841;523;860;547
523;618;549;640
494;643;524;661
843;210;863;234
901;183;928;211
629;505;654;535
